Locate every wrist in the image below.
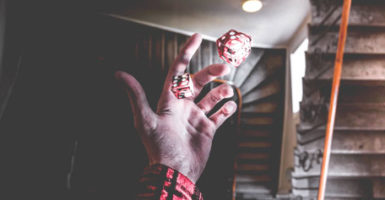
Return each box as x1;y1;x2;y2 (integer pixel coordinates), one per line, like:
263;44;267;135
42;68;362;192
138;164;203;200
150;160;199;183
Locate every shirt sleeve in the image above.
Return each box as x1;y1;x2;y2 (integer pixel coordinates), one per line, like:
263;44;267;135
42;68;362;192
136;164;203;200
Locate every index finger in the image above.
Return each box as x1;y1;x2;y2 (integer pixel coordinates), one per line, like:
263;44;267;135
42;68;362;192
164;33;202;91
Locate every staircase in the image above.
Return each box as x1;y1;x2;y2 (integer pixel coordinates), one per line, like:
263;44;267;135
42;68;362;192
292;0;385;199
233;50;286;200
187;40;287;199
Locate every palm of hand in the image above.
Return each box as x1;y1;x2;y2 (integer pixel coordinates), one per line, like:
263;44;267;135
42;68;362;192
116;33;237;183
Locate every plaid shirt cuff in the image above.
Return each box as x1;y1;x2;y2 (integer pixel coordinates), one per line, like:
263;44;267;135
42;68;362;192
136;164;203;200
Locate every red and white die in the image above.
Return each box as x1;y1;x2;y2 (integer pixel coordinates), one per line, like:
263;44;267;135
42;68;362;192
216;29;252;67
171;73;194;99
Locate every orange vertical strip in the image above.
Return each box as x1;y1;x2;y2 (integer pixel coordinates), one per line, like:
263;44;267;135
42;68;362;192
317;0;352;200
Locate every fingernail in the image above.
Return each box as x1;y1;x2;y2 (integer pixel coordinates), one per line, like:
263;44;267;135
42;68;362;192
226;102;236;113
193;33;202;39
222;85;234;97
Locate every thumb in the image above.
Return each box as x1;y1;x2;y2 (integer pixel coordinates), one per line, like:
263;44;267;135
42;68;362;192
115;71;157;132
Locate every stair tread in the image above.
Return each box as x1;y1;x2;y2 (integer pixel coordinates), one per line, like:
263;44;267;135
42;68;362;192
303;77;385;86
308;24;385;54
298;124;385;133
238;141;272;148
297;129;385;154
235;174;272;183
236;153;270;160
293;154;385;178
237;163;270;172
239;129;271;137
299;103;385;130
235;183;272;194
311;0;385;28
297;127;385;145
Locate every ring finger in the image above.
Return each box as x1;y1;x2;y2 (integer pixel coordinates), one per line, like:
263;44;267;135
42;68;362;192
196;84;234;114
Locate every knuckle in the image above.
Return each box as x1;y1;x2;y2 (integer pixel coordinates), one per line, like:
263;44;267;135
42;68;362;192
136;114;157;133
198;120;215;138
221;85;234;97
178;53;191;65
194;76;205;88
198;103;209;113
209;93;221;103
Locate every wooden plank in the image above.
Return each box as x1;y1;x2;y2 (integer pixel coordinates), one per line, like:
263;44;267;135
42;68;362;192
293;154;385;178
242;79;281;104
309;26;385;54
303;84;385;107
306;53;385;80
373;179;385;198
164;32;178;74
239;54;283;95
292;177;372;197
233;49;264;87
298;130;385;154
200;40;213;69
300;103;385;130
242;101;279;114
235;184;271;194
236;174;272;183
297;127;385;145
236;153;270;160
240;116;274;126
311;0;385;27
238;141;272;149
239;129;272;138
237;164;270;172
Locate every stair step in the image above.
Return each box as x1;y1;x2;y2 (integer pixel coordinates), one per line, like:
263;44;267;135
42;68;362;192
303;84;385;105
293;178;385;199
242;79;281;104
293;189;368;199
298;124;385;134
233;49;265;87
311;0;385;27
237;163;270;172
299;103;385;130
239;129;271;138
373;179;385;198
238;54;284;95
236;174;272;183
293;154;385;178
236;193;275;200
297;126;385;145
235;183;271;194
308;26;385;54
304;78;385;89
305;53;385;80
238;141;272;149
242;101;279;114
303;79;385;104
240;116;274;126
292;177;373;198
236;153;270;160
297;130;385;154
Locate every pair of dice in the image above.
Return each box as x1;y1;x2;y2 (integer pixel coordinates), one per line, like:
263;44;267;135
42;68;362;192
172;29;251;99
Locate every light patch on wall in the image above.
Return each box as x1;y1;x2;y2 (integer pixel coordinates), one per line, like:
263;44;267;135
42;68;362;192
290;38;308;113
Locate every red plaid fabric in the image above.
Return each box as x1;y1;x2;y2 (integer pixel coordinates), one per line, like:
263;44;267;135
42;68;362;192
136;164;203;200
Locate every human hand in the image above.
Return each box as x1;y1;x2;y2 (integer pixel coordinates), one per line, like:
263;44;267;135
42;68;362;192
115;33;237;183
